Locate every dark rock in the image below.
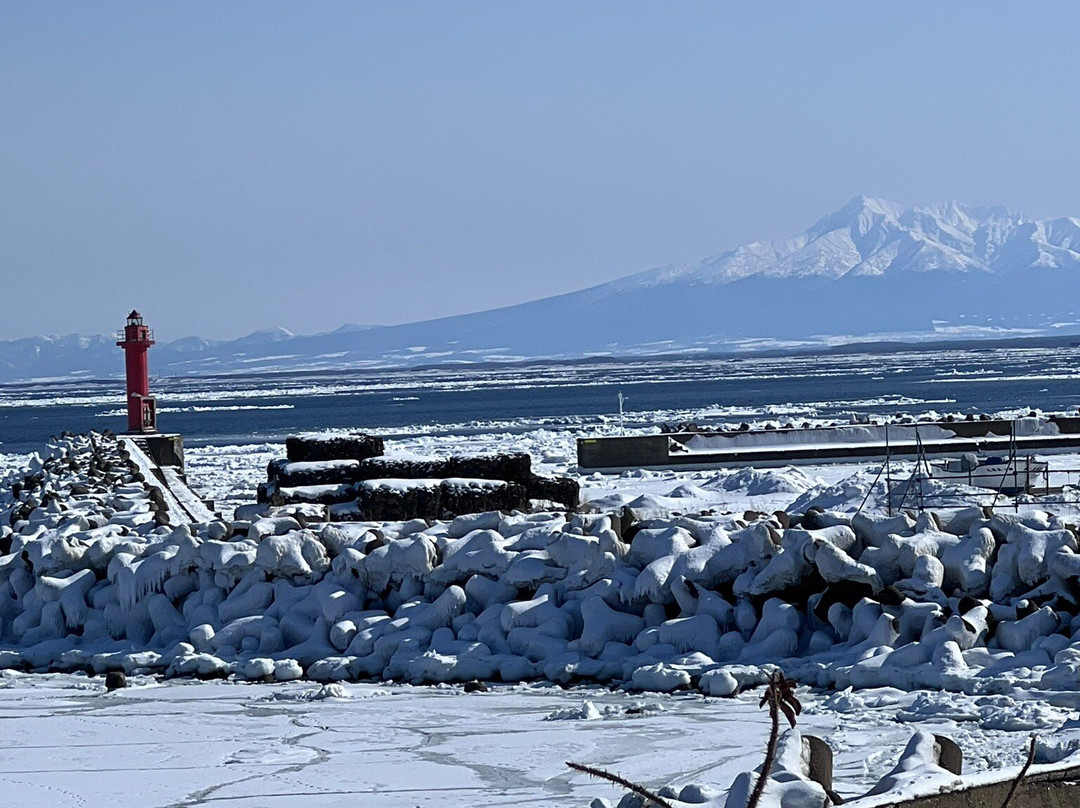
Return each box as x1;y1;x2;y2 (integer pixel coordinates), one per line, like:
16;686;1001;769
804;735;834;791
285;434;385;463
523;474;579;511
813;580;877;620
346;478;530;522
876;585;907;607
267;458;360;487
935;734;963;774
356;457;446;480
956;595;981;615
450;453;533;482
273;483;358;506
354;480;442;521
363;532;387;553
440;479;529;518
273;452;537;489
105;671;127;691
1015;599;1038;619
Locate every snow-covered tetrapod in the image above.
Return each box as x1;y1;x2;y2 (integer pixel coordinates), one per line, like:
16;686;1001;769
7;434;1080;805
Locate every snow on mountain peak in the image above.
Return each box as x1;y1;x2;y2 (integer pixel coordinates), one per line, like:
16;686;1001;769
242;326;295;342
609;196;1080;293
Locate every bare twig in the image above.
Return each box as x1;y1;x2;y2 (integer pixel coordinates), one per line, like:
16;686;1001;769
566;761;676;808
746;702;780;808
999;736;1037;808
747;671;802;808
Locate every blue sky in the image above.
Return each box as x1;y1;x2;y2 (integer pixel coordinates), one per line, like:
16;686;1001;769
2;2;1079;340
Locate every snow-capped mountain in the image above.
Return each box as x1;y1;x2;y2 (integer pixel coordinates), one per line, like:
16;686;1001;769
4;196;1080;381
609;196;1080;288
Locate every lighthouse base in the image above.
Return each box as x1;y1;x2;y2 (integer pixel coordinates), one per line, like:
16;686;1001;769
126;393;157;433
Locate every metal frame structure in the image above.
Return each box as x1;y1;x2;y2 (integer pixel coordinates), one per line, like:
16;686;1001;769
858;419;1080;516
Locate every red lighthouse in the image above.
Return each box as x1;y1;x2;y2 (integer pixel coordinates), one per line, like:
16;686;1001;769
116;310;157;433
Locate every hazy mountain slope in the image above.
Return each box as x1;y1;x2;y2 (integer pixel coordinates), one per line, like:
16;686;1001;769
4;196;1080;381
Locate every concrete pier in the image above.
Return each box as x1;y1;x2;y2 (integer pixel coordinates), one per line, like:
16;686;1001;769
119;434;215;523
577;415;1080;471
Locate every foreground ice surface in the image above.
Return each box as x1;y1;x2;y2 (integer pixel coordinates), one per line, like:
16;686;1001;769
0;675;1051;808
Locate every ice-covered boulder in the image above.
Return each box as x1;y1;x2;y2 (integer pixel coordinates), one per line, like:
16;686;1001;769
255;531;330;581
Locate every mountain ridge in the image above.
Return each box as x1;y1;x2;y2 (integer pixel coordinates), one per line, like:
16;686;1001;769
605;196;1080;292
5;196;1080;382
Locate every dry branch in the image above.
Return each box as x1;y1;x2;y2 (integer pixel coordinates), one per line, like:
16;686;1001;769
566;760;676;808
999;736;1037;808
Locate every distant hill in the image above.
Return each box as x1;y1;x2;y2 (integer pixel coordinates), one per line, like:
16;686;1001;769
4;196;1080;381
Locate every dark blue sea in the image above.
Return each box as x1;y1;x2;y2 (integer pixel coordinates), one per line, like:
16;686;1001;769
2;344;1080;454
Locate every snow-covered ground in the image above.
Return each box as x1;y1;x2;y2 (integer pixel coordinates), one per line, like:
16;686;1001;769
9;429;1080;807
0;674;1055;808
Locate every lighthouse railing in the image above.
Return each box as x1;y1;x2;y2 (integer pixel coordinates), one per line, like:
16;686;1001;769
115;328;155;342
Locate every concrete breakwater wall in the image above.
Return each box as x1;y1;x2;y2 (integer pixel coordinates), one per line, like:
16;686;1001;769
578;414;1080;470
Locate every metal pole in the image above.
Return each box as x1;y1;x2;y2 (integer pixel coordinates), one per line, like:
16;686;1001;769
915;427;925;514
990;419;1016;512
885;423;893;517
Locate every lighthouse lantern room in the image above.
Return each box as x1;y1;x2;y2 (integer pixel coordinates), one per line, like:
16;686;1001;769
116;310;157;433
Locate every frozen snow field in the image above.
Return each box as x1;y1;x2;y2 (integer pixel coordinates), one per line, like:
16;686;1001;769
0;674;1053;807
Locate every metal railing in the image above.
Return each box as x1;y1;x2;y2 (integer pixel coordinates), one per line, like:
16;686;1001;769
115;329;155;342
